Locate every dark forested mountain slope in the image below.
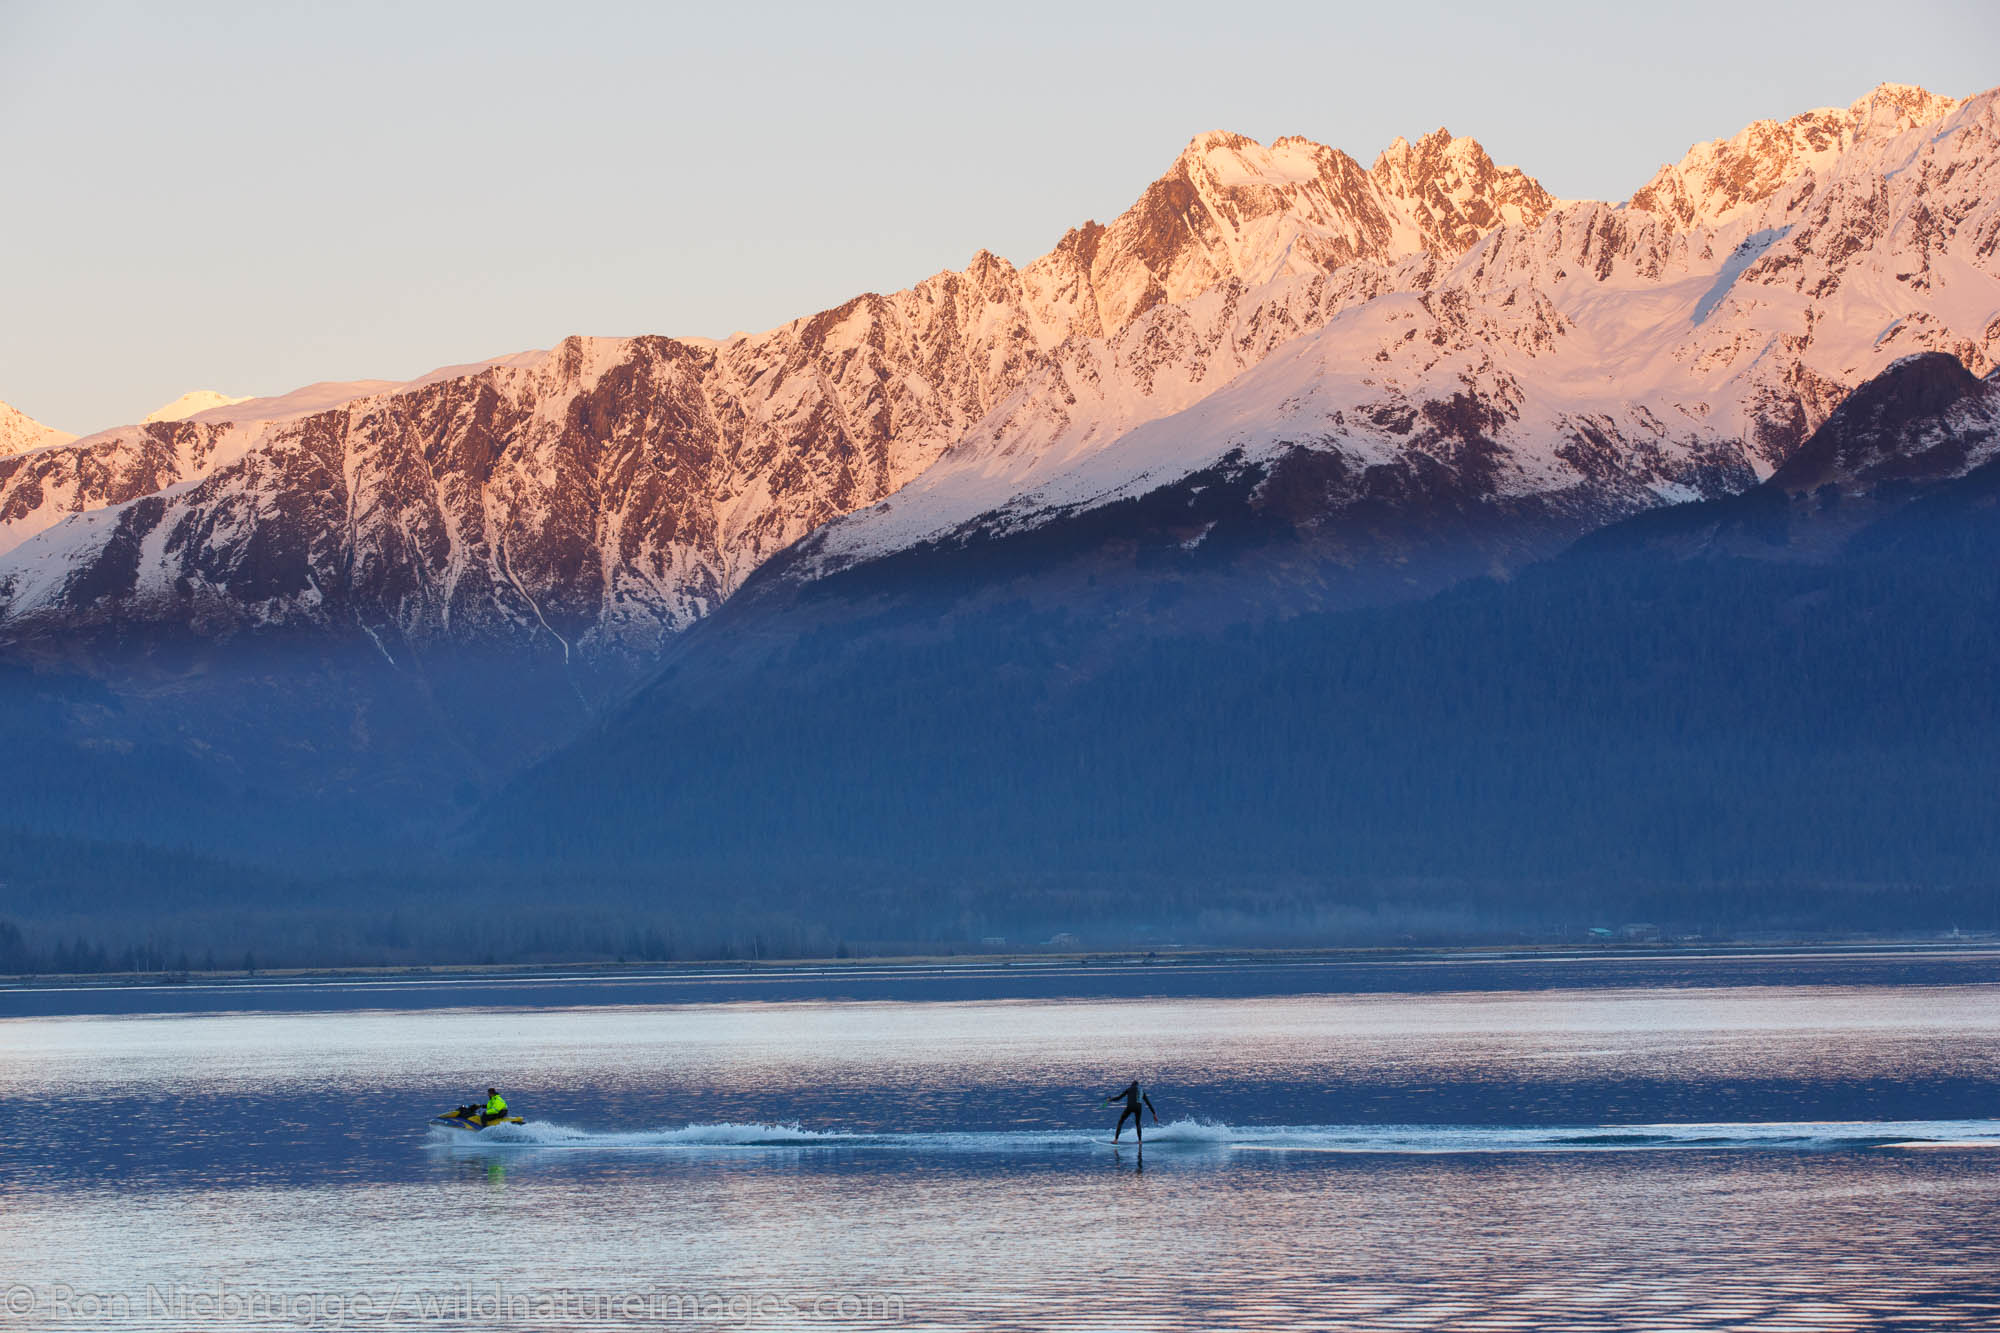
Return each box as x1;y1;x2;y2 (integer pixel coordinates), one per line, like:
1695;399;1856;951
466;353;2000;940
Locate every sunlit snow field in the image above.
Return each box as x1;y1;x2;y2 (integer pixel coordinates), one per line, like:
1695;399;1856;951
3;952;2000;1330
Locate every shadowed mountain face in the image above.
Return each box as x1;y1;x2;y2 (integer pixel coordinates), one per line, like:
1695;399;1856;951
1574;352;2000;561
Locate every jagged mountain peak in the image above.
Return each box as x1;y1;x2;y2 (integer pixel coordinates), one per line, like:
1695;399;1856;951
1170;129;1354;185
1369;127;1553;252
1628;82;1968;230
1054;124;1551;338
1372;126;1481;172
1848;82;1961;130
1177;127;1270;157
964;247;1016;276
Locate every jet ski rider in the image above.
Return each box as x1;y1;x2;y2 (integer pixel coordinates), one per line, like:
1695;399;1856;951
478;1087;508;1125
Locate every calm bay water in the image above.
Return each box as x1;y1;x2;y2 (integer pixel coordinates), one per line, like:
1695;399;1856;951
2;950;1999;1330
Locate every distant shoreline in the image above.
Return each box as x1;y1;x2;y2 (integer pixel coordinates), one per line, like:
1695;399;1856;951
5;936;1996;993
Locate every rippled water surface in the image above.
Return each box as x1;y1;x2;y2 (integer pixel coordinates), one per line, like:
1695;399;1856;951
3;950;1999;1330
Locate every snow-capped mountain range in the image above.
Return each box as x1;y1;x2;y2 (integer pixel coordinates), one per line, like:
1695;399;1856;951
782;84;1995;584
2;83;1995;660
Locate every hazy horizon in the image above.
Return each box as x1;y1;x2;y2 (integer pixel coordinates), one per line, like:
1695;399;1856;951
4;0;1996;433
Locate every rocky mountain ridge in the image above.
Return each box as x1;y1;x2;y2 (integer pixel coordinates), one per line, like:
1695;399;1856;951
0;119;1559;659
781;85;2000;596
2;83;1994;663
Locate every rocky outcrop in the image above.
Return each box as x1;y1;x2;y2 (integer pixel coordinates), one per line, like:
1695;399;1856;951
1571;351;2000;565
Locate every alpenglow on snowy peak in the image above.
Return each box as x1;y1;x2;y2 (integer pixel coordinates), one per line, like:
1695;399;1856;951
0;401;77;458
143;390;251;424
0;118;1555;656
1627;83;1966;229
776;82;2000;589
1050;126;1555;335
0;83;1996;666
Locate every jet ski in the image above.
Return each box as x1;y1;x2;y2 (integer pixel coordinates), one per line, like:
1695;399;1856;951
431;1104;525;1132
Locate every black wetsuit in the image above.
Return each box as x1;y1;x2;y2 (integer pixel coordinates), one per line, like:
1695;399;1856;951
1108;1081;1157;1143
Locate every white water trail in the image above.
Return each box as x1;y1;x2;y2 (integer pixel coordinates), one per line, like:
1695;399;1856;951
430;1117;2000;1155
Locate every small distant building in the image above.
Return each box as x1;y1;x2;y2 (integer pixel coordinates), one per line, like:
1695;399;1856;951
1044;932;1081;949
980;936;1009;948
1588;927;1615;940
1619;923;1660;941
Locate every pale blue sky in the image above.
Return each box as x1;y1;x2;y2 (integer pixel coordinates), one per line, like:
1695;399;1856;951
4;0;1995;432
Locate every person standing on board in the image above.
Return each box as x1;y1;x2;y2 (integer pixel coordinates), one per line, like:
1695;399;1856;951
1108;1080;1158;1145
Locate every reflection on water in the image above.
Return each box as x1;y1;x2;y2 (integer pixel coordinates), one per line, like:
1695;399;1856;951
2;966;1999;1330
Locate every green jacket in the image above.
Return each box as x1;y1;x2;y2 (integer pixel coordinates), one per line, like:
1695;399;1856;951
484;1093;507;1116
